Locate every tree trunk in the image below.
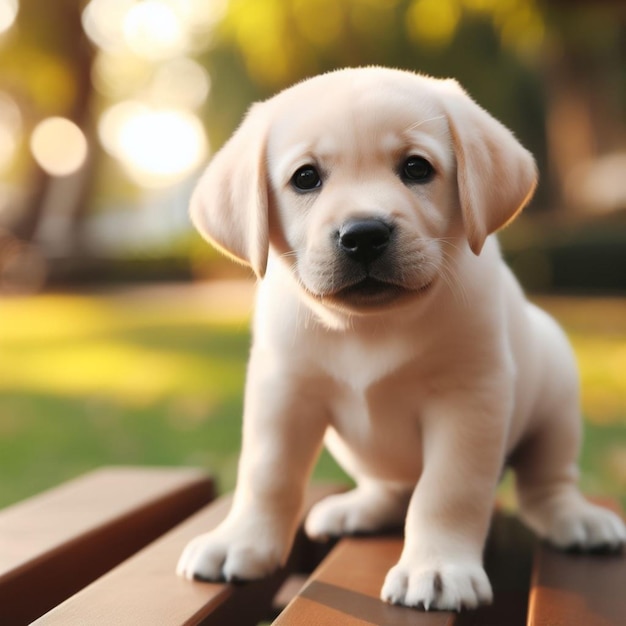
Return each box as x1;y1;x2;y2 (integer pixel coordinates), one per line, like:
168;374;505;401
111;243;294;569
11;0;97;254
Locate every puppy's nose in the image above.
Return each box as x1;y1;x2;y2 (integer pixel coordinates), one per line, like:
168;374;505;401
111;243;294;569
338;219;392;264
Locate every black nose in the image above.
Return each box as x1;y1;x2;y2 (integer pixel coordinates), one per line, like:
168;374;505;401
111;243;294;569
338;219;392;264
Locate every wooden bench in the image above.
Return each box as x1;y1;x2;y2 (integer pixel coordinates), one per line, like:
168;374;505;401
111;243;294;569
1;468;624;625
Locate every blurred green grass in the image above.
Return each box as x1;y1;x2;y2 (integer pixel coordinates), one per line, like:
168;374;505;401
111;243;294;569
0;287;624;509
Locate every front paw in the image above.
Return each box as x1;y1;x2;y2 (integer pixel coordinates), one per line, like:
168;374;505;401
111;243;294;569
176;524;285;582
381;560;492;611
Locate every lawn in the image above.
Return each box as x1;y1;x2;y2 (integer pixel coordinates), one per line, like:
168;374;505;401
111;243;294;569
0;283;624;509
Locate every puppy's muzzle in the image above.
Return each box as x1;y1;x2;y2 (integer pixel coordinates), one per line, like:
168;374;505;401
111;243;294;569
338;219;392;265
321;217;431;310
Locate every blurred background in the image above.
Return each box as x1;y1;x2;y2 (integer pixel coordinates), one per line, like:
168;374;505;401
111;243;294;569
0;0;625;508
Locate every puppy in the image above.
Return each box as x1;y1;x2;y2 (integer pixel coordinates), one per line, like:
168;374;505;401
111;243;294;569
177;67;625;611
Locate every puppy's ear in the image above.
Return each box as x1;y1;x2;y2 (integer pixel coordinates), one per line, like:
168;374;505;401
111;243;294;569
190;103;270;278
439;80;538;255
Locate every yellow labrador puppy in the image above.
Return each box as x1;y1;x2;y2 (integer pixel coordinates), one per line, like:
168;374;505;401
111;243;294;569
177;67;625;611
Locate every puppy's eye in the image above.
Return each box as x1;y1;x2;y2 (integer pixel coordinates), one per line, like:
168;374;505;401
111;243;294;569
401;156;434;183
291;165;322;191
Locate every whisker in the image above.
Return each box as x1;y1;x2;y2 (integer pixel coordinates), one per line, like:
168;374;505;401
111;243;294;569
441;258;469;308
406;115;446;131
436;238;463;253
408;237;469;308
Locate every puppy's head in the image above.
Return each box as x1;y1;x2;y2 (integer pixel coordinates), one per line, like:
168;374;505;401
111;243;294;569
191;67;537;314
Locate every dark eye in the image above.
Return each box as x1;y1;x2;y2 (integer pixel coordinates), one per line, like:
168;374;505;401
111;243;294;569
401;156;434;183
291;165;321;191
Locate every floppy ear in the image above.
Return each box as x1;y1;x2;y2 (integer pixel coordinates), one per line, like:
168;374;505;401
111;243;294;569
438;80;538;255
190;102;270;278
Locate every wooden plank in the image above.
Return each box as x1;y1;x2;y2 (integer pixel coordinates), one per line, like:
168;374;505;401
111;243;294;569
273;510;536;626
459;511;535;626
528;548;626;626
527;500;626;626
273;536;448;626
0;466;214;625
32;483;344;626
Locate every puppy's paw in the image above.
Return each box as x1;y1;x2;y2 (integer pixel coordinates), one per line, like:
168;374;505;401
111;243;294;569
547;502;626;551
305;489;406;541
176;526;285;582
381;561;492;611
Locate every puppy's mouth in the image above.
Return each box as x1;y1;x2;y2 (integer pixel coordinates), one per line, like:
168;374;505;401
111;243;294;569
332;277;433;308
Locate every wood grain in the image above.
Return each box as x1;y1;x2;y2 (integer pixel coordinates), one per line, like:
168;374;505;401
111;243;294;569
0;467;214;625
32;483;343;626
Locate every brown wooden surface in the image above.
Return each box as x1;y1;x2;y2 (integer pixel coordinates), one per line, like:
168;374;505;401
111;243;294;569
528;500;626;626
528;548;626;626
0;466;214;625
32;483;344;626
7;468;623;625
273;536;452;626
273;510;537;626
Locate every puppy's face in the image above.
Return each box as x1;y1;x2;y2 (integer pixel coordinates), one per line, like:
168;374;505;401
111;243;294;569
266;81;457;312
191;67;537;316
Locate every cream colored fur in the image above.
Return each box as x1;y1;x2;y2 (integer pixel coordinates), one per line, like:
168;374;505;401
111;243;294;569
177;67;625;611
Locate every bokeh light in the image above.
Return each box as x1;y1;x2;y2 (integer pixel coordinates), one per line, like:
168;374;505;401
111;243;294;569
92;51;153;99
0;0;18;35
30;117;89;177
175;0;228;36
147;57;210;109
92;50;211;108
82;0;135;53
123;0;188;60
83;0;226;58
98;100;207;187
566;153;626;215
406;0;460;47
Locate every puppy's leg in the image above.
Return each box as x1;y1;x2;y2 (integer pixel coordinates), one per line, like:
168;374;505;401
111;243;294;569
177;356;327;582
305;478;412;540
514;311;626;550
381;392;506;611
513;399;626;550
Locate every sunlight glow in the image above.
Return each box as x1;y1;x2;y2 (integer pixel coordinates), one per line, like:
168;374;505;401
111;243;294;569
99;100;207;187
0;0;18;35
30;117;89;177
0;292;247;401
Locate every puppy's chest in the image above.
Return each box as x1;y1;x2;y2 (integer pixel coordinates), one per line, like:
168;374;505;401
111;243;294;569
318;335;427;479
327;366;426;482
317;332;417;391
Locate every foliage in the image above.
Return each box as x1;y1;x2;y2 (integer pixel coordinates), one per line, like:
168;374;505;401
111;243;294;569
214;0;545;88
201;0;547;153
